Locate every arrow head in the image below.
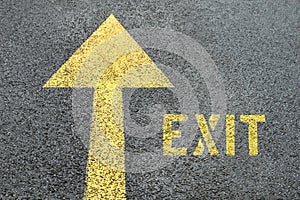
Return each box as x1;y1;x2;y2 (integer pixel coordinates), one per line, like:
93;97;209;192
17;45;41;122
43;14;173;89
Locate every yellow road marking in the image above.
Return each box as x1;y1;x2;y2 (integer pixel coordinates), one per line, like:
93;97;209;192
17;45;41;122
226;115;235;156
240;115;266;156
194;114;219;156
43;14;173;199
163;114;188;156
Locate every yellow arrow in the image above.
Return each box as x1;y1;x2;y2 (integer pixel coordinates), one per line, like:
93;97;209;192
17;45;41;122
43;14;173;199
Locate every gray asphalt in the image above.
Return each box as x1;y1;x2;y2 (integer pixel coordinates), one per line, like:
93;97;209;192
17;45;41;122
1;0;299;199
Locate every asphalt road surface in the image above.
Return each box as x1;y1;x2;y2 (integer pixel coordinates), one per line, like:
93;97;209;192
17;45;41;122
1;0;299;199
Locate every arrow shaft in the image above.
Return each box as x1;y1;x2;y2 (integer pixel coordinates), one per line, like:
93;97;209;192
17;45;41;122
84;50;157;199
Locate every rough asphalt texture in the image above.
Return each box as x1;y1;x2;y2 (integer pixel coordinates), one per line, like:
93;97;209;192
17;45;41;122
1;0;299;199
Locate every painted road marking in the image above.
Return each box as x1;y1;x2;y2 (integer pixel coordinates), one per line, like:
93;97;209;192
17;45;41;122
44;14;173;199
43;14;266;199
162;114;266;156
